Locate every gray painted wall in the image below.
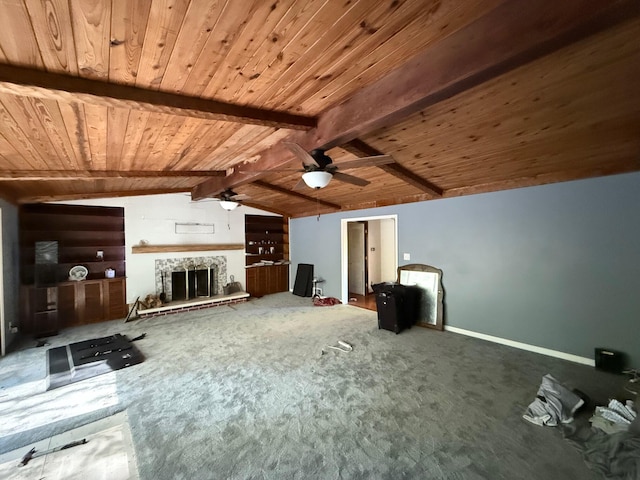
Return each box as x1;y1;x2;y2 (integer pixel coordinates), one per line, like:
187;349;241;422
290;172;640;368
0;199;19;353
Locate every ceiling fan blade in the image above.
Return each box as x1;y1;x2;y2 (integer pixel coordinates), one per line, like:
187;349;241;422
230;193;250;201
283;142;319;168
239;168;303;173
332;155;394;170
292;178;308;191
332;171;370;187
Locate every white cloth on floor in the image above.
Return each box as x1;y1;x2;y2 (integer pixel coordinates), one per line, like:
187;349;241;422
590;399;637;434
523;374;584;427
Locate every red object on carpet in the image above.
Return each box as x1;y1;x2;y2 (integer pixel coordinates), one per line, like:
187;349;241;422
313;297;342;306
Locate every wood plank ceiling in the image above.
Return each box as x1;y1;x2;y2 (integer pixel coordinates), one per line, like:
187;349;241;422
0;0;638;218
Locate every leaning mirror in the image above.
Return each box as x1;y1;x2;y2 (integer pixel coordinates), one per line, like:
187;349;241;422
397;264;444;330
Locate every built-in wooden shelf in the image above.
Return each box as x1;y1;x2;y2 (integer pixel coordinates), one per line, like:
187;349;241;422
244;215;289;297
132;243;244;254
19;203;127;334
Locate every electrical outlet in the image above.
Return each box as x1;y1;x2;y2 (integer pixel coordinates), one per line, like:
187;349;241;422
9;323;18;334
403;253;410;260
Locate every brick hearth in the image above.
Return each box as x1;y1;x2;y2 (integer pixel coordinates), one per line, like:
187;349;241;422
137;291;249;318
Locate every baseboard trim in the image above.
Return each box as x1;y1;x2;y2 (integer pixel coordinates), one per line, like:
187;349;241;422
444;325;595;366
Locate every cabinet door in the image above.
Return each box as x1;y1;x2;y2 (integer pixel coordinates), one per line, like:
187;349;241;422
274;265;289;293
246;267;270;297
266;265;288;295
58;283;77;325
246;268;258;296
20;286;59;336
104;278;127;319
246;266;289;297
81;280;104;324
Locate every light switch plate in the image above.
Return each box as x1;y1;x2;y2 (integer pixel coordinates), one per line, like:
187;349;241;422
403;253;410;260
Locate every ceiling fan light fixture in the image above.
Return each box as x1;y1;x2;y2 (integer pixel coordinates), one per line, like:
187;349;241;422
302;171;332;189
219;200;239;211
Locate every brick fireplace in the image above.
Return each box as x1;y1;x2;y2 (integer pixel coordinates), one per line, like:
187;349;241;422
155;256;228;302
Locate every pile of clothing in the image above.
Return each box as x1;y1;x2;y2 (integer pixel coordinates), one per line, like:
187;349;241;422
590;399;637;434
523;374;585;426
565;401;640;479
313;296;341;306
524;373;640;479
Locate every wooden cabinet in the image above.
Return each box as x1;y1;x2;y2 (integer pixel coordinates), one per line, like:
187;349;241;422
244;214;288;266
19;203;127;334
58;278;127;327
23;279;126;335
246;264;289;298
20;286;59;337
104;277;128;319
19;203;125;284
245;214;289;297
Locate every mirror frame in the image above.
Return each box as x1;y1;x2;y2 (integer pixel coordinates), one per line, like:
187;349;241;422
397;263;444;331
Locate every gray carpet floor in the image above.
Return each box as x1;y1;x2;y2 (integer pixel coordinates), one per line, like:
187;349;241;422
0;292;627;479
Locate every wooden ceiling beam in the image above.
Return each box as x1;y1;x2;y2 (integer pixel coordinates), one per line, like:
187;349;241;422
192;131;309;199
240;201;291;218
314;0;640;149
0;169;225;180
192;0;639;200
253;180;342;210
19;187;192;204
342;139;443;197
0;64;316;130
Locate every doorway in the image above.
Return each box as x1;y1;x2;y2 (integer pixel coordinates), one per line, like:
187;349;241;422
347;222;367;296
341;215;397;309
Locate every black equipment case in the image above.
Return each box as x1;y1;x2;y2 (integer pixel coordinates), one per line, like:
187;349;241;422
373;282;417;334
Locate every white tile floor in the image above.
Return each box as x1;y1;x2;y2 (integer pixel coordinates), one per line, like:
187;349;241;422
0;411;138;480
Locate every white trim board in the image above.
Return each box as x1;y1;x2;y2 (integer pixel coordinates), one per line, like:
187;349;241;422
444;325;595;366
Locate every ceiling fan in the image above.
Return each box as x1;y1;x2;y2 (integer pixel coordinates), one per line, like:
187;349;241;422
248;142;394;189
287;142;394;189
216;188;249;211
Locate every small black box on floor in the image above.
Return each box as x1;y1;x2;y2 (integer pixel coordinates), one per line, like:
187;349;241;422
594;347;625;374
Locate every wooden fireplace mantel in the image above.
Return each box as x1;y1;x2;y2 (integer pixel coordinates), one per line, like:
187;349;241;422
132;243;244;254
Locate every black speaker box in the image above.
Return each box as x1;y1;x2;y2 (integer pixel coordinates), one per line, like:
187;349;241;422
594;348;625;374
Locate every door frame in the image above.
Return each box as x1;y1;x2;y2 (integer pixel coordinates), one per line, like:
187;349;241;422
340;214;398;304
347;221;367;296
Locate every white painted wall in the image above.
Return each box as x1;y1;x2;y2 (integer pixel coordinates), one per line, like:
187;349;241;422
366;218;398;289
367;220;381;291
62;194;278;305
380;218;397;282
347;222;366;295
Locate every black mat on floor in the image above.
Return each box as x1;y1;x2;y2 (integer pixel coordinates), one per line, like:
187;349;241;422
293;263;314;297
46;333;144;390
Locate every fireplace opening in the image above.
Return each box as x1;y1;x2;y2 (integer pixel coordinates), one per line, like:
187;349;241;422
171;266;217;301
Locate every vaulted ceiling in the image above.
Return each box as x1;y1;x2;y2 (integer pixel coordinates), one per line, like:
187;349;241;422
0;0;638;218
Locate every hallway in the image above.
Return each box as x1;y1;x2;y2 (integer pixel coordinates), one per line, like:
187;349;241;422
347;292;376;312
